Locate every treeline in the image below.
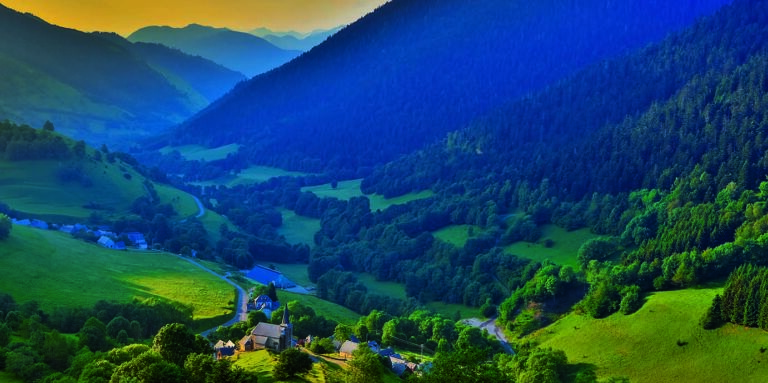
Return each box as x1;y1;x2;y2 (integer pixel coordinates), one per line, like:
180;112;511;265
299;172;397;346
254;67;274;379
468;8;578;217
0;293;228;382
0;120;83;161
702;264;768;330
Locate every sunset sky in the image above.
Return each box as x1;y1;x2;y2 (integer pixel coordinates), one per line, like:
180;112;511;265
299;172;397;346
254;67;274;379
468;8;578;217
2;0;388;36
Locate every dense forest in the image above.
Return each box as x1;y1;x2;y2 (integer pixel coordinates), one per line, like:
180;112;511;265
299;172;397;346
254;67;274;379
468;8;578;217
172;0;729;173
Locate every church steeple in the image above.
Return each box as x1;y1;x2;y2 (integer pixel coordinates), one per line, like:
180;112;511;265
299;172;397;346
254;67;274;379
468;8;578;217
282;304;290;325
279;304;293;351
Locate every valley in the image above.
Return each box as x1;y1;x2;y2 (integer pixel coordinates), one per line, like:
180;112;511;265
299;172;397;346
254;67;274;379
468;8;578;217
2;0;768;382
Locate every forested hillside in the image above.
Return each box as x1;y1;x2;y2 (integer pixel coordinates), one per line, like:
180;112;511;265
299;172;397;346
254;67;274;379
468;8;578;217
0;4;243;147
173;0;729;173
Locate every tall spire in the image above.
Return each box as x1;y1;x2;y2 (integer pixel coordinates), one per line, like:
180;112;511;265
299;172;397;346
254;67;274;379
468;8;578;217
282;304;290;326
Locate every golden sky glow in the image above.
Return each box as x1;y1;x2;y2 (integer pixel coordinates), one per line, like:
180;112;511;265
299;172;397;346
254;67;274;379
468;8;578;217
2;0;388;36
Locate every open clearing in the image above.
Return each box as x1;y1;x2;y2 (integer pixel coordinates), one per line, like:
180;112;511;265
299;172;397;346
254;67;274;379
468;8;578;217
432;224;484;248
159;144;240;162
503;225;599;268
277;208;320;246
301;179;433;211
531;287;768;382
193;165;309;187
0;226;235;329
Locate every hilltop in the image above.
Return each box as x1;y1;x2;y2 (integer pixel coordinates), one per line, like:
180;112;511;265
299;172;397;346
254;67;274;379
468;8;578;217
128;24;301;77
0;4;243;147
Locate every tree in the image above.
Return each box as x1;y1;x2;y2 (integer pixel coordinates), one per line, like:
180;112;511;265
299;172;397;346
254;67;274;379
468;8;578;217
79;317;108;352
345;345;384;383
109;350;184;383
152;323;211;366
43;120;55;131
267;282;279;302
700;294;724;330
334;324;353;342
248;310;268;327
273;348;313;380
577;237;619;268
420;347;504;383
0;213;11;240
0;323;10;347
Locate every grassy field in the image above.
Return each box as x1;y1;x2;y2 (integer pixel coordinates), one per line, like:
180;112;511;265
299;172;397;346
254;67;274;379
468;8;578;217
424;302;480;320
353;273;408;301
279;291;361;326
276;208;320;246
0;158;146;221
159;144;240;162
0;226;235;329
301;179;434;211
503;225;599;268
432;224;483;248
193;165;309;187
267;263;314;287
232;350;325;383
530;287;768;382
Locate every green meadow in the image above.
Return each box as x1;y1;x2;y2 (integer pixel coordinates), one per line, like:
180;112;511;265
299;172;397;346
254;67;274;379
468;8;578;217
0;158;146;221
266;263;314;287
159;144;240;162
504;225;599;268
352;272;408;301
301;179;433;211
276;208;320;246
531;287;768;382
193;165;309;187
424;302;480;320
432;224;483;248
0;226;235;329
278;291;361;326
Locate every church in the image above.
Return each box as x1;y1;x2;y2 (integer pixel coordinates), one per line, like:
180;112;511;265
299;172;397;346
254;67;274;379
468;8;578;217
239;305;293;352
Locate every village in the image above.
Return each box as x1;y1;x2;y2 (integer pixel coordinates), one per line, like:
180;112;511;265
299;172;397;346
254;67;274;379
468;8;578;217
212;292;427;379
11;217;148;250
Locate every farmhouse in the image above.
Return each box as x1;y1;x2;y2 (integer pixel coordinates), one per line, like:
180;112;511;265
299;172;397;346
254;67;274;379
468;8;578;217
214;340;236;359
239;305;293;353
339;340;359;359
97;236;116;249
124;232;148;249
252;294;280;318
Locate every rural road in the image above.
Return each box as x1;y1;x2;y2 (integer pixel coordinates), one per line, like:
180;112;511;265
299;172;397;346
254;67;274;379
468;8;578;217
192;195;205;218
175;255;249;337
463;317;515;354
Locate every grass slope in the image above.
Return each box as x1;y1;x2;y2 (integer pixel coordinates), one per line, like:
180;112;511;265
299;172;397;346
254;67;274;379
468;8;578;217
194;165;309;187
504;225;599;268
0;158;145;222
159;144;240;162
276;208;320;246
279;291;361;326
531;288;768;382
0;226;235;328
302;179;433;211
432;224;483;248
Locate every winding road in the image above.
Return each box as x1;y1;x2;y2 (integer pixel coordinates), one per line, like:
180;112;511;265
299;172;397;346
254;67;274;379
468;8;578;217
176;255;249;337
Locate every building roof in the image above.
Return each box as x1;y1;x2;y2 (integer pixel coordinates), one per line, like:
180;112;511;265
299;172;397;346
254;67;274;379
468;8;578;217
252;322;282;339
339;340;359;355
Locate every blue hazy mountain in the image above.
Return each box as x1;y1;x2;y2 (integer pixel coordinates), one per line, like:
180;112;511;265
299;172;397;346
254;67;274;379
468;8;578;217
172;0;731;173
128;24;302;77
249;27;342;51
0;4;243;147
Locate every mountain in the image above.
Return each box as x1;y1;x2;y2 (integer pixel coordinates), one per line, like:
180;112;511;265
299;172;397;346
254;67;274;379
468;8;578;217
172;0;731;174
0;4;243;148
249;27;342;51
128;24;302;77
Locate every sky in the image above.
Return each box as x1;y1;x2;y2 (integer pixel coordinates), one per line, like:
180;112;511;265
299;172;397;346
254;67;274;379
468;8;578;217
2;0;389;36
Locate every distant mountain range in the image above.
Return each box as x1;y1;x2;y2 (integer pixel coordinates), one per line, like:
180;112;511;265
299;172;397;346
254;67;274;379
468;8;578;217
128;24;302;77
249;27;342;51
171;0;731;173
0;4;244;147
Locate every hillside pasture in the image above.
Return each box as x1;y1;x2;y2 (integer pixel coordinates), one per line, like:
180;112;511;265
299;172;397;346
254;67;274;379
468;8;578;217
503;225;599;268
301;179;433;211
0;226;235;329
531;287;768;382
277;208;320;246
193;165;309;187
432;224;483;248
159;144;240;162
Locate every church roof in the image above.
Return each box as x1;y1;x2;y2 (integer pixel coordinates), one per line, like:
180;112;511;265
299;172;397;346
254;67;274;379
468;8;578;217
252;322;282;339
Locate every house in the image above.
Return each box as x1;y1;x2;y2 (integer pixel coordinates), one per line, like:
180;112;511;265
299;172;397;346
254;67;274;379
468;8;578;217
124;232;148;249
252;295;280;318
367;340;380;353
59;225;75;234
115;242;126;250
29;219;48;230
12;219;31;226
239;305;293;353
378;347;397;358
390;356;419;376
214;340;236;359
97;236;116;249
339;340;359;359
